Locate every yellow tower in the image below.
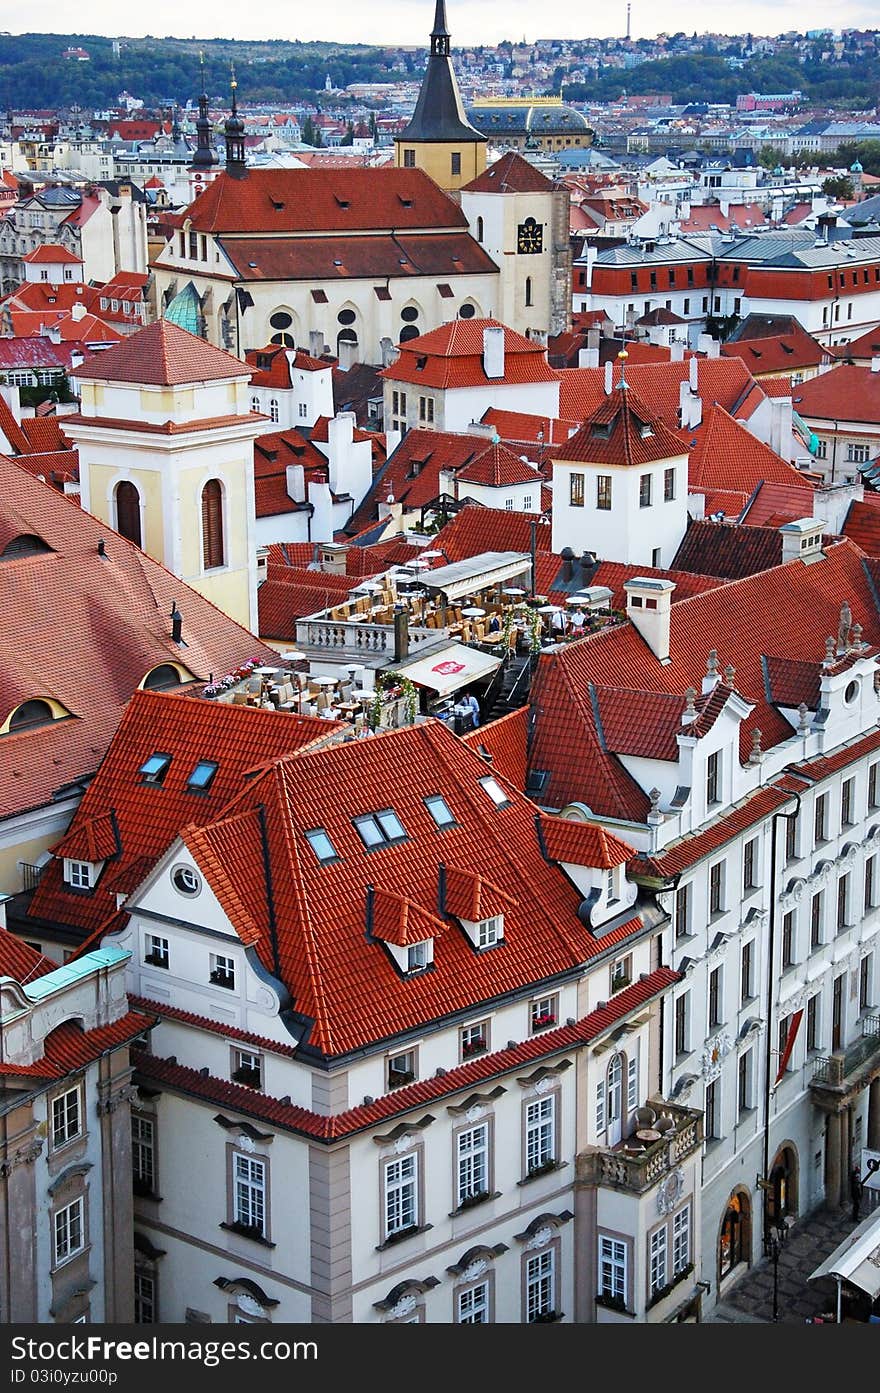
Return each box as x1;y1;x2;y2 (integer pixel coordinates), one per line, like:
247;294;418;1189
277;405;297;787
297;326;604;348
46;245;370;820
65;320;261;633
395;0;486;193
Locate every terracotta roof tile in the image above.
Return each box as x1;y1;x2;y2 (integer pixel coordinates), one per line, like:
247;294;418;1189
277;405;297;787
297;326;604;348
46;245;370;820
688;405;816;493
381;320;561;392
462;151;557;194
462;706;529;789
671;518;786;579
843;498;880;555
539;814;635;868
73;319;250;386
224;232;496;282
558;358;760;429
455;442;541;486
552;385;687;468
794;364;880;425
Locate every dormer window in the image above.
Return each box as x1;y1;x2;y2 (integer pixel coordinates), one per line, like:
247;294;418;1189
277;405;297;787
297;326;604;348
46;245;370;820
476;915;502;949
406;941;429;973
707;750;721;807
139;752;172;785
354;809;408;849
65;859;92;889
479;776;510;809
606;868;620;905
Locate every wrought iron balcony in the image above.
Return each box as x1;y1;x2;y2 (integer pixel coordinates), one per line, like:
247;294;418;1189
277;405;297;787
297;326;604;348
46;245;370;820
811;1015;880;1101
576;1101;703;1196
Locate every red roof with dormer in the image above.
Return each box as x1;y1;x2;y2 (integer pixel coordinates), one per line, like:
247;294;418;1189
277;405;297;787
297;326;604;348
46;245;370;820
553;385;686;467
558;358;762;430
455;441;541;487
381;320;560;392
22;244;83;265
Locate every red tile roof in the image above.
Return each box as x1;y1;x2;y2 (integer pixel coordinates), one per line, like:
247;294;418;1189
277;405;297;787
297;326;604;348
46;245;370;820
528;538;880;816
794;364;880;425
431;502;553;562
462;151;557;194
838;326;880;361
223;232;497;282
22;244;82;264
28;690;339;937
552;386;686;468
634;783;797;879
721;323;828;376
0;457;279;823
167;719;654;1057
371;888;449;946
558;358;760;429
257;570;356;640
185;168;469;235
740;480;819;528
671;518;786;579
382;320;561;392
343;429;488;535
133;967;679;1140
540;814;635;868
843;497;880;555
688;405;816;494
20;416;71;453
73;319;251;386
0;394;30;453
462;706;529;790
245;345;328;388
456;441;541;486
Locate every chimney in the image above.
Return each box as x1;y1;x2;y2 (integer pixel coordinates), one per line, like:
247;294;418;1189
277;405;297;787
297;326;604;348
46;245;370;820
872;357;880;374
689;356;698;392
393;607;409;663
769;396;792;458
560;547;575;581
706;338;720;360
285;463;305;501
623;577;675;663
671;340;685;362
308;329;324;359
337;338;358;371
483;325;505;380
679;376;702;431
578;345;599;368
604;359;613;394
779;517;824;564
70;302;86;322
170;602;182;644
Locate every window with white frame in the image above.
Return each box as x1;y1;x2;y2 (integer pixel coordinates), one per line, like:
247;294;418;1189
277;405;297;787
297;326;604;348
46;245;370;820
384;1153;418;1237
134;1272;156;1323
388;1049;416;1089
599;1236;627;1303
53;1197;85;1266
525;1095;555;1173
649;1225;668;1296
51;1086;82;1149
476;915;502;949
456;1122;489;1206
231;1047;263;1089
209;953;235;989
672;1205;691;1274
406;941;429;973
269;398;279;423
595;1077;606;1133
611;953;632;993
232;1153;266;1236
606;867;619;904
457;1281;489;1323
131;1114;155;1193
627;1054;638;1112
460;1020;488;1060
143;933;169;969
526;1248;555;1321
530;995;558;1031
66;860;92;889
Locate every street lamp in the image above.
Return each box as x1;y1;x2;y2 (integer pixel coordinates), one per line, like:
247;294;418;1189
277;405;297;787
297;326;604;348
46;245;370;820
763;1213;795;1323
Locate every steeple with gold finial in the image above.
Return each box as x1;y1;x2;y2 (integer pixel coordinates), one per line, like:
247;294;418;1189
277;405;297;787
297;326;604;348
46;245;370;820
394;0;486;192
224;64;247;177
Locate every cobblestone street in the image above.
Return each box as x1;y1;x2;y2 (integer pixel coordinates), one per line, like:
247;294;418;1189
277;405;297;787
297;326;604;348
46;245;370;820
709;1207;869;1323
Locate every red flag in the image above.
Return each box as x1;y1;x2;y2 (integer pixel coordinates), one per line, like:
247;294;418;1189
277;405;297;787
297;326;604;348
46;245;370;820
774;1008;804;1086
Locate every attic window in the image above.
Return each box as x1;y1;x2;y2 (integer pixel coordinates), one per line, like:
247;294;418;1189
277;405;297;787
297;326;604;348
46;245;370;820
638;423;654;438
479;776;510;809
354;809;408;849
256;353;273;369
398;196;413;208
425;794;455;828
335;197;350;209
590;422;612;439
311;289;329;303
1;533;52;560
139;752;172;785
525;770;549;794
186;760;218;792
6;699;56;734
476;915;502;949
270;199;285;211
406;941;429;972
305;828;339;864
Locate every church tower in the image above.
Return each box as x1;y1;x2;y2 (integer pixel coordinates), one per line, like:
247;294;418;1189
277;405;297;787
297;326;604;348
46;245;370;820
66;320;261;633
188;54;221;202
223;69;247;178
395;0;486;193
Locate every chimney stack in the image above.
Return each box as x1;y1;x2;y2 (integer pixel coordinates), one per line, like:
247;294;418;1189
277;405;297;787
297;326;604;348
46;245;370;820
623;577;675;663
483;325;505;380
604;359;613;394
871;357;880;374
689;356;699;393
170;602;182;644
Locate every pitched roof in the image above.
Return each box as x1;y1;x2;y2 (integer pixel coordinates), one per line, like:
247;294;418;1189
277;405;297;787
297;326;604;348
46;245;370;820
22;244;82;264
0;456;278;823
688;405;816;493
671;518;787;578
794;365;880;425
527;538;880;816
431;502;553;561
73;319;251;386
462;706;529;790
223;231;497;282
462;151;555;194
552;385;686;467
168;719;652;1057
539;814;635;868
558;358;760;429
842;497;880;555
382;320;560;391
185;168;469;235
28;690;340;938
740;480;820;528
721;323;829;375
455;441;541;486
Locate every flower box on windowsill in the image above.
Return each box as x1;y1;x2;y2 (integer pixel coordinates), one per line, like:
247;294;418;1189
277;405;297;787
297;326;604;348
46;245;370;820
531;1309;563;1323
521;1158;559;1185
461;1039;487;1059
219;1220;276;1248
375;1221;434;1252
210;970;235;989
595;1292;634;1316
388;1069;415;1089
143;954;167;969
647;1262;694;1310
231;1066;262;1090
611;976;632;994
455;1188;495;1213
531;1015;556;1032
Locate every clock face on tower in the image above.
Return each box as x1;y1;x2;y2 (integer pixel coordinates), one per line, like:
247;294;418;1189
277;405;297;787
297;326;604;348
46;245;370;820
516;217;543;254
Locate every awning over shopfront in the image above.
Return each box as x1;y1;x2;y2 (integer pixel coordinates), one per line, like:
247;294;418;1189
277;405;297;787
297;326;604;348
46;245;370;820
391;643;502;697
809;1208;880;1299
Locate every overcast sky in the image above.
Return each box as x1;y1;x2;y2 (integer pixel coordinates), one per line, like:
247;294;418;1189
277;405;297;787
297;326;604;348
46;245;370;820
12;4;880;46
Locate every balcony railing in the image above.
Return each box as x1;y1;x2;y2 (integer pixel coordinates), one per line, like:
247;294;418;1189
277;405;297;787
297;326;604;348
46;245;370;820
812;1015;880;1090
576;1102;704;1195
296;616;445;657
19;862;43;892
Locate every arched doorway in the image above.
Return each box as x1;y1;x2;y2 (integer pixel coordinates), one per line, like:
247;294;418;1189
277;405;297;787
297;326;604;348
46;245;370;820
767;1144;798;1226
718;1189;752;1286
114;480;142;547
606;1052;624;1147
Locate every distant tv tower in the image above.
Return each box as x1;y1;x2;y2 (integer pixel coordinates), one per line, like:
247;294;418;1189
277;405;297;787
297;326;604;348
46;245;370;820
626;3;631;39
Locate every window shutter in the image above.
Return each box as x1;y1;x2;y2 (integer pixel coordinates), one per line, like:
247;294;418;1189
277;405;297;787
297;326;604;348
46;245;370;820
201;480;224;569
627;1055;638;1111
595;1079;605;1132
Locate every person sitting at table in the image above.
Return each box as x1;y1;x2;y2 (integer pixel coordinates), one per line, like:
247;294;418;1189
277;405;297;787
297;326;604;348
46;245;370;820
486;612;501;635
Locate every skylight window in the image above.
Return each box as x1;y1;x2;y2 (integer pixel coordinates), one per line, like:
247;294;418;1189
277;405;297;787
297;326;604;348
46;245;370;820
425;794;455;828
354;809;408;849
305;828;339;864
138;752;172;785
186;760;218;792
479;776;510;809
